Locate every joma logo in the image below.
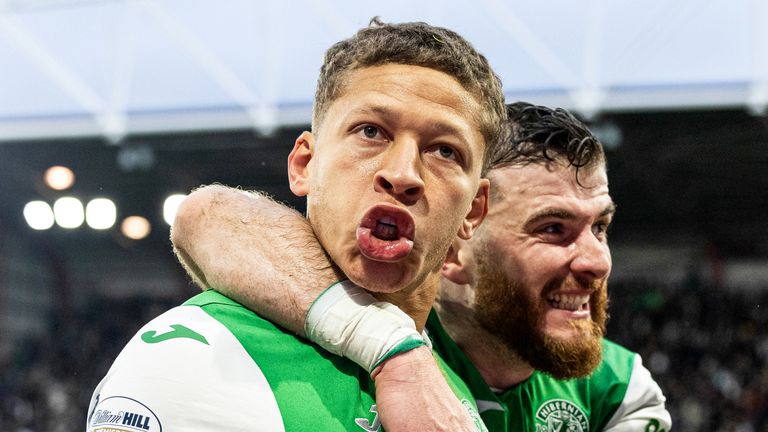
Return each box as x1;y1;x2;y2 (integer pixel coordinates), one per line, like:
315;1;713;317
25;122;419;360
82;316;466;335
355;404;380;432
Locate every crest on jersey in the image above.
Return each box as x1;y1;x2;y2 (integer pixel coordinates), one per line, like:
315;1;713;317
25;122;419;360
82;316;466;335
534;399;588;432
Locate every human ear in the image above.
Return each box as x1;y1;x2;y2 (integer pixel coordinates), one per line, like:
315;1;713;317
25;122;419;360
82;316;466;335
442;239;472;285
287;131;314;197
457;179;489;240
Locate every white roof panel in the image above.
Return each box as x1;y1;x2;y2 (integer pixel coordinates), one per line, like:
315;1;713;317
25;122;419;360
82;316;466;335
0;0;765;140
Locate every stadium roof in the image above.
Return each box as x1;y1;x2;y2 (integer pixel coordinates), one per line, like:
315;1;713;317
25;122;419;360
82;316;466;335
1;0;766;142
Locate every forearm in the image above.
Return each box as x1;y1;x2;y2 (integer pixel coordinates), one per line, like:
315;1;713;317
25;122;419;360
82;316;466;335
171;184;425;370
170;185;478;431
171;184;342;335
373;346;485;432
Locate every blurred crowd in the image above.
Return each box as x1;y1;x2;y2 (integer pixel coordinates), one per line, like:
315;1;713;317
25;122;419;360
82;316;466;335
1;278;766;431
610;276;768;432
0;296;179;432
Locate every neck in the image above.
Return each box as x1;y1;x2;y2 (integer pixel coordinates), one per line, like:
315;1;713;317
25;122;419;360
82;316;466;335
435;298;534;389
374;271;441;332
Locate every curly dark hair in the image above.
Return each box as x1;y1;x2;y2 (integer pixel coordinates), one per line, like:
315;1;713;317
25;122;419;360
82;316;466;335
313;18;506;171
488;102;605;182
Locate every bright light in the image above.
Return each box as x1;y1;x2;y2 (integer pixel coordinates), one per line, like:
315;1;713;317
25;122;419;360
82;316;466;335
53;197;84;229
44;166;75;190
23;201;55;230
122;216;151;240
86;198;117;230
163;194;187;225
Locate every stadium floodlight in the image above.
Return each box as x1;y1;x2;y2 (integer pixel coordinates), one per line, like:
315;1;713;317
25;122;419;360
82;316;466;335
121;216;151;240
86;198;117;230
163;194;187;225
53;197;84;229
23;201;55;230
44;165;75;190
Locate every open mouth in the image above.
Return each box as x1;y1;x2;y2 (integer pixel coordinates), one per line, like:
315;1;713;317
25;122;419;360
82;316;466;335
373;216;400;240
546;293;590;312
356;204;415;262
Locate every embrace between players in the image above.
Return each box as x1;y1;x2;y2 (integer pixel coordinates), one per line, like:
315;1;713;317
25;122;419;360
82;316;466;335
88;19;671;432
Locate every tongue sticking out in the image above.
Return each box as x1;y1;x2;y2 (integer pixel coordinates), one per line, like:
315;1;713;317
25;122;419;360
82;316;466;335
356;209;415;262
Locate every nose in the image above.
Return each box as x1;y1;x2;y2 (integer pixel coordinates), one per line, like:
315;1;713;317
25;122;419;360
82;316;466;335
570;230;611;282
373;140;425;205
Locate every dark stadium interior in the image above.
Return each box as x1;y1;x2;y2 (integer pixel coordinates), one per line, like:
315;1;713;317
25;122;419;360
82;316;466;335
3;2;767;430
1;107;767;431
3;108;768;255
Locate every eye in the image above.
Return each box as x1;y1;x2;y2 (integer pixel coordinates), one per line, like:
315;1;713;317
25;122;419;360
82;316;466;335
593;221;610;239
534;223;567;243
361;125;380;139
540;224;563;235
437;145;456;160
354;124;391;143
427;144;461;164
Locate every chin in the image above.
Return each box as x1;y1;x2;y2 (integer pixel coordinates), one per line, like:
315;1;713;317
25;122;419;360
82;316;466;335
546;327;587;341
544;315;592;337
532;329;603;380
345;258;416;293
546;329;597;351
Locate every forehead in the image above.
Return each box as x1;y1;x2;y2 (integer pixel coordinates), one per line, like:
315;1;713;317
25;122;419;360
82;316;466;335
487;162;612;223
331;65;481;128
319;63;487;166
340;63;474;98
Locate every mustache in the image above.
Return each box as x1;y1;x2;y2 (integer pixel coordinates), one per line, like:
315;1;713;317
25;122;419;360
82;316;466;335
541;275;604;297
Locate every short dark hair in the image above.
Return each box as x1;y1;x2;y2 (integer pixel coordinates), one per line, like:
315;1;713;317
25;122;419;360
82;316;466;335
488;102;605;182
313;18;506;171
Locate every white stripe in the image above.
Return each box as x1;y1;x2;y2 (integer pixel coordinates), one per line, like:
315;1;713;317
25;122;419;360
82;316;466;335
476;399;504;413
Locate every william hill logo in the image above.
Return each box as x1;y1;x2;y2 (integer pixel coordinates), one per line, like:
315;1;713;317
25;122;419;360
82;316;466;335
91;410;150;430
89;396;162;432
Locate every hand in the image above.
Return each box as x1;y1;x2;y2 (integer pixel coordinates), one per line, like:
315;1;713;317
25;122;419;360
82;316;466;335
372;346;482;432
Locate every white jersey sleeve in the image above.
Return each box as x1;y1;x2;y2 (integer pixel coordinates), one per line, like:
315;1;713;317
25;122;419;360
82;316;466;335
85;306;285;432
602;354;672;431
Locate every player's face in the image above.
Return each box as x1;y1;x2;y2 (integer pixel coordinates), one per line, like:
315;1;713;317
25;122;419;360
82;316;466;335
288;64;489;294
472;161;614;378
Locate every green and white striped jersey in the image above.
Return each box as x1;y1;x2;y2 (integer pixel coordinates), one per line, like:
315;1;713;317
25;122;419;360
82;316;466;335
87;291;486;432
426;311;672;432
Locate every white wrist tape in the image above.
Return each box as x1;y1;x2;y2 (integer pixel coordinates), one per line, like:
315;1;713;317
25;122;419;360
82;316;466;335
304;280;429;373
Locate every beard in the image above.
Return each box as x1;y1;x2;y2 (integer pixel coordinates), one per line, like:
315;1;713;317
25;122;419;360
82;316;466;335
473;254;609;380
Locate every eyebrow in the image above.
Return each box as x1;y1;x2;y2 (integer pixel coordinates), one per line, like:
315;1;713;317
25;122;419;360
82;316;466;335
349;105;396;118
346;105;468;139
524;202;617;229
344;105;400;126
600;203;618;219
